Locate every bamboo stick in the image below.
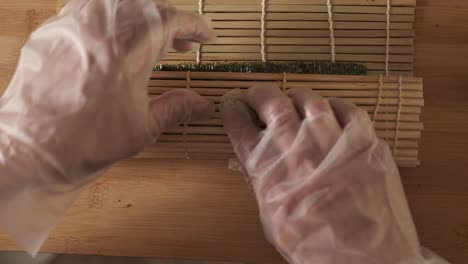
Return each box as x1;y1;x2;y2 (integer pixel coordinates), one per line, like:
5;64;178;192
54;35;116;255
204;111;421;122
151;141;420;157
148;87;422;98
201;111;421;122
206;37;413;46
151;146;419;161
206;13;414;22
135;151;236;160
171;0;416;6
210;111;421;122
205;96;422;106
157;134;420;149
147;90;423;106
214;29;415;37
148;80;422;90
141;147;419;160
180;118;423;130
189;45;413;54
133;150;421;167
152;142;419;160
144;147;419;160
166;55;414;66
176;5;414;15
210;21;412;30
166;53;413;63
147;143;419;156
179;113;421;123
149;87;422;98
205;109;406;118
151;72;422;83
164;126;421;139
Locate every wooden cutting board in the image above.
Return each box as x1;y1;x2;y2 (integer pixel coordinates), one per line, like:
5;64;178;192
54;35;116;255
1;1;468;263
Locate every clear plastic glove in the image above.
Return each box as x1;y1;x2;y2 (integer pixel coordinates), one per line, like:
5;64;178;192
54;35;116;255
222;86;449;264
0;0;214;254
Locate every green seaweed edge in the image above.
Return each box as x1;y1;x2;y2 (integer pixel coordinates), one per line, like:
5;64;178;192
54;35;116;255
154;62;367;75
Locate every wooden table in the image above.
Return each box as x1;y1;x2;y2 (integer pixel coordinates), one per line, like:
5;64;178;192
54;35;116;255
1;1;468;263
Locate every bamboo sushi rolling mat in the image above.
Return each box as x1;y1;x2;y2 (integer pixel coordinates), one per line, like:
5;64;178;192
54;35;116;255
57;0;422;166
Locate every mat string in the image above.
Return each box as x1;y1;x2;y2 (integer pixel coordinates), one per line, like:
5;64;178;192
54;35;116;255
260;0;267;62
326;0;336;63
196;0;205;64
393;76;403;155
385;0;391;76
184;71;191;160
372;75;384;123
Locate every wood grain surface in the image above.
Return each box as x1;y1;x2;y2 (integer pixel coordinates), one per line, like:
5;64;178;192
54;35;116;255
0;0;468;263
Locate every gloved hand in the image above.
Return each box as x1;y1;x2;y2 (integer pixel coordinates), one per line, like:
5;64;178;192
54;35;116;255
0;0;214;254
222;86;449;264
